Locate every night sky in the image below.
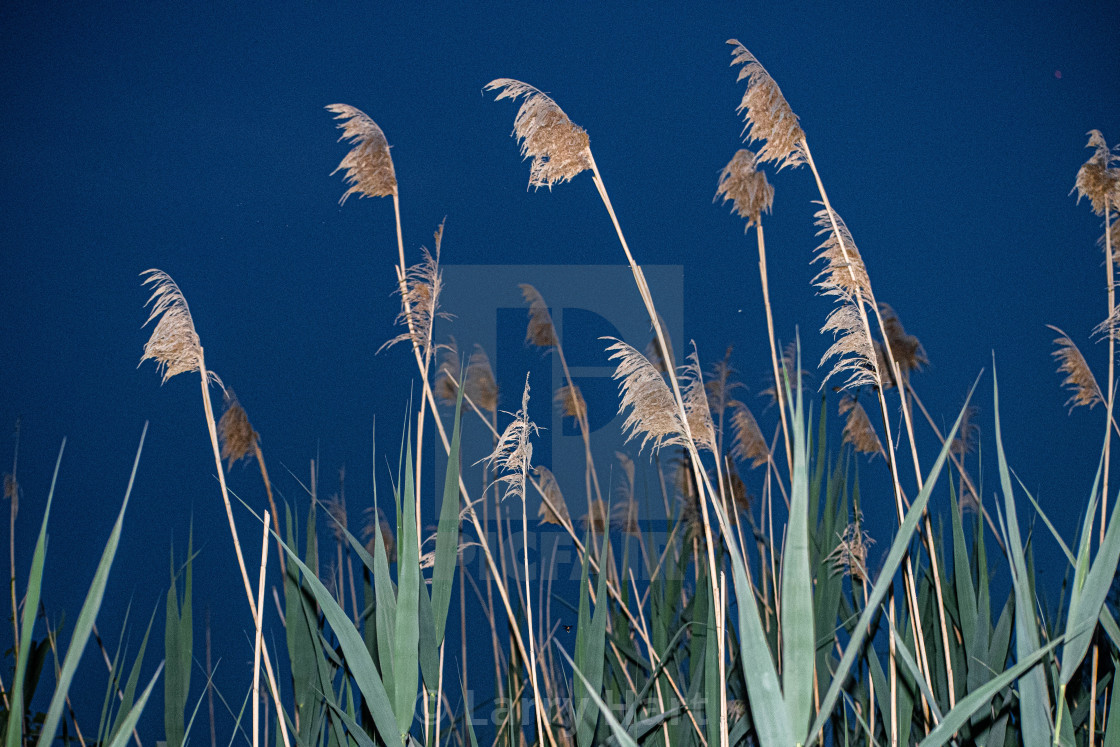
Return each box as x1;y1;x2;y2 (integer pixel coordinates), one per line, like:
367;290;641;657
2;2;1118;739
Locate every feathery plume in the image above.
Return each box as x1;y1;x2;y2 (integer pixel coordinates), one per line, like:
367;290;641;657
826;519;874;582
534;465;570;527
484;373;539;502
820;303;878;391
1048;325;1103;411
520;284;558;347
1073;130;1120;216
682;348;717;453
877;303;928;386
325;492;349;544
605;338;686;455
644;313;676;374
1093;304;1120;343
381;225;447;353
466;345;499;415
727;41;805;170
839;395;884;459
715;149;775;228
218;388;259;469
326;104;397;202
812;207;871;300
435;337;463;405
704;348;742;421
555;383;587;422
761;341;810;404
485;79;591;189
140;270;219;387
950;404;980;460
730;401;768;468
582;500;609;534
614;451;636;503
612;499;640;535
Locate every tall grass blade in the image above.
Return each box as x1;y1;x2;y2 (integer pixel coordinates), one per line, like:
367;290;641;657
110;605;156;745
274;527;402;746
431;383;464;642
807;377;979;744
5;440;63;747
105;662;165;747
574;528;610;747
557;645;638;747
165;522;194;747
992;364;1053;746
916;636;1061;747
38;424;146;747
393;440;420;739
781;354;814;738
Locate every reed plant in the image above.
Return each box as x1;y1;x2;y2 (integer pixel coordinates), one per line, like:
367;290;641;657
4;37;1119;747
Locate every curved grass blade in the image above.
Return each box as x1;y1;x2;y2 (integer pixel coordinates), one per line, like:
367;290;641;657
105;661;164;747
431;382;464;642
807;377;980;744
5;439;64;747
557;644;638;747
38;424;147;747
992;364;1053;746
916;636;1061;747
393;439;420;739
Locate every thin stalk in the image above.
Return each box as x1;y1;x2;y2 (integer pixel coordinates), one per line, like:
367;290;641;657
520;481;545;747
7;419;17;661
206;609;216;747
253;512;270;747
251;441;284;578
1104;195;1114;544
755;222;794;469
197;350;291;747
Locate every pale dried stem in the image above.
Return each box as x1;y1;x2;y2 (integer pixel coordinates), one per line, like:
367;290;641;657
253;512;270;747
1104;195;1114;544
197;353;290;747
755;222;794;470
801;140;940;709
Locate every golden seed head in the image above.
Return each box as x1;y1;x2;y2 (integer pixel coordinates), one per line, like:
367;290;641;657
326;104;397;202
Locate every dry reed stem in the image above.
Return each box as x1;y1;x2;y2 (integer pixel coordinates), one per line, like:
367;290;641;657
252;511;270;747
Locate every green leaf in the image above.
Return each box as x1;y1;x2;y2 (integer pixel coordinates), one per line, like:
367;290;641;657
112;604;157;744
917;636;1061;747
557;645;638;747
393;439;420;739
104;662;164;747
992;363;1053;747
164;521;193;747
781;359;814;739
38;426;146;747
274;521;402;746
431;382;464;642
807;378;979;745
575;528;610;747
6;440;63;747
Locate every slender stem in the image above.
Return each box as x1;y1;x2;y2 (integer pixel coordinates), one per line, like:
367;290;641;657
755;222;794;470
1103;197;1114;545
252;441;285;578
197;353;291;747
252;512;270;747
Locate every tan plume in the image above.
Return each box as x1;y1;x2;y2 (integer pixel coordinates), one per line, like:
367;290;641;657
435;336;463;405
218;388;259;469
534;465;570;527
826;519;874;582
555;383;587;422
950;404;980;460
485;79;591;189
1048;325;1103;411
820;302;878;391
325;492;349;543
362;506;396;564
839;395;884;459
682;347;717;453
715;149;774;228
605;338;686;455
614;451;636;502
326;104;398;202
1073;130;1120;216
484;373;538;502
466;345;499;415
381;225;446;354
520;283;558;347
582;500;609;534
611;499;640;535
812;207;871;300
730;401;768;468
877;303;927;386
644;313;676;375
140;270;220;387
727;41;805;171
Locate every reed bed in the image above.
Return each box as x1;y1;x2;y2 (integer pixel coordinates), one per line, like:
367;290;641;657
2;41;1119;747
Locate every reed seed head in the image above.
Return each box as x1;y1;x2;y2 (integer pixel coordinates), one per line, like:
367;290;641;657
1073;130;1120;216
485;79;591;189
682;348;717;454
326;104;397;203
534;465;570;527
140;270;219;387
715;149;774;228
555;383;587;422
484;373;539;502
730;401;768;468
582;500;609;534
839;395;884;459
218;388;259;469
877;303;927;386
1048;325;1103;411
520;283;558;347
605;337;686;455
727;41;806;171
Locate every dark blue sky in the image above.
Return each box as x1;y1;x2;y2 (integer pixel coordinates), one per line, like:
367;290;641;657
2;1;1118;739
